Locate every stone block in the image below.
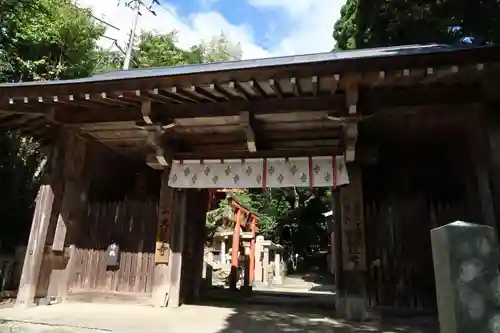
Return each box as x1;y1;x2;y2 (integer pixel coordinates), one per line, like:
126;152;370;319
336;295;368;321
431;221;500;333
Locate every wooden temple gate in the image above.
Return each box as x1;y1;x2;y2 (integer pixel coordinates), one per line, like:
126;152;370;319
1;44;500;316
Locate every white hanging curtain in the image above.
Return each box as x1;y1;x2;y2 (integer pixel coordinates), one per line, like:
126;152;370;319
168;156;350;189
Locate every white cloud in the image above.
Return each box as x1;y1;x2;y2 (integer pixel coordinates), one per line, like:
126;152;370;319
78;0;345;60
248;0;345;55
78;0;270;60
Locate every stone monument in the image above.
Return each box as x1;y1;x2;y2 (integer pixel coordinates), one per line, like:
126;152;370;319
431;221;500;333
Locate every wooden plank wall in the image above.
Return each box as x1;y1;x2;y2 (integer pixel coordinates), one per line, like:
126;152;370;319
364;198;466;310
361;140;470;311
68;200;158;294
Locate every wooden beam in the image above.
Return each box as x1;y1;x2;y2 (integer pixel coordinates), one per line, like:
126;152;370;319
0;109;45;116
170;86;201;103
182;129;343;145
17;84;487;125
0;114;40;128
229;81;252;100
189;138;341;151
55;96;344;124
332;74;340;96
239;111;257;152
290;77;302;96
368;68;417;87
421;66;459;84
312;76;320;96
269;79;283;98
174;147;343;160
345;82;358;115
209;83;235;101
344;122;358;162
187;86;219;103
248;80;266;97
141;100;153;125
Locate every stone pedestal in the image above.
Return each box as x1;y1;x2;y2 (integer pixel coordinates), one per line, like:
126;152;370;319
242;242;252;292
220;237;226;264
272;251;283;285
431;221;500;333
254;245;263;283
263;248;269;283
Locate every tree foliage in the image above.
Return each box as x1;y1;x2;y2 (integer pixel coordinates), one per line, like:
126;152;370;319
0;133;44;252
333;0;500;50
0;0;104;82
134;31;242;68
0;0;105;252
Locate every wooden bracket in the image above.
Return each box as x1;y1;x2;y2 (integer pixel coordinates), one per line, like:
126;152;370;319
240;111;257;153
146;125;172;168
344;122;358;162
345;83;358;115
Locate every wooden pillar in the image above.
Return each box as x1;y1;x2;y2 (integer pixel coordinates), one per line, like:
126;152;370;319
152;170;174;307
249;216;256;282
16;148;59;308
52;132;87;251
192;190;209;302
333;191;343;288
47;132;88;300
336;164;368;321
463;114;497;227
229;209;242;289
167;189;187;308
482;107;500;229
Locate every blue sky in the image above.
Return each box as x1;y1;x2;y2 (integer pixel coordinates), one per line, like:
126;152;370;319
80;0;346;59
171;0;286;49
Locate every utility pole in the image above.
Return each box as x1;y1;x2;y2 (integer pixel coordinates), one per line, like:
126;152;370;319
123;2;140;70
121;0;157;70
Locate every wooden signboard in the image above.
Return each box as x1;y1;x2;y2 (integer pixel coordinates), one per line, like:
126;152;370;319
155;173;174;264
340;166;367;271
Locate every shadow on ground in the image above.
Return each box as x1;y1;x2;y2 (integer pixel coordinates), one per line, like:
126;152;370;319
198;301;438;333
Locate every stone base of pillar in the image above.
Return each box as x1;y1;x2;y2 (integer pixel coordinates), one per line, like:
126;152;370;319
336;295;367;321
272;276;283;285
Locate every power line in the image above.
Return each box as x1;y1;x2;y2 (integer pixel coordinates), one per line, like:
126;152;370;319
151;0;172;15
91;14;121;31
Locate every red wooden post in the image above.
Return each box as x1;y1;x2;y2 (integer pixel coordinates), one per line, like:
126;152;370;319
229;209;241;289
249;215;256;282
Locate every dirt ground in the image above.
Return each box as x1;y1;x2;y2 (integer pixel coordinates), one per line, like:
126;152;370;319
0;301;438;333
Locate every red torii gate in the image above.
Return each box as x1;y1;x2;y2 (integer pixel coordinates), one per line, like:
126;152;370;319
227;195;259;288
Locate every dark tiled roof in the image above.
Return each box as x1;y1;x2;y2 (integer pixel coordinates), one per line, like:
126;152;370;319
0;43;489;88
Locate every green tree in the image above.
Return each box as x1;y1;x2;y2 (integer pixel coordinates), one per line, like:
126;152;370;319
333;0;500;50
0;0;104;82
197;33;243;63
0;0;105;252
134;31;242;68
